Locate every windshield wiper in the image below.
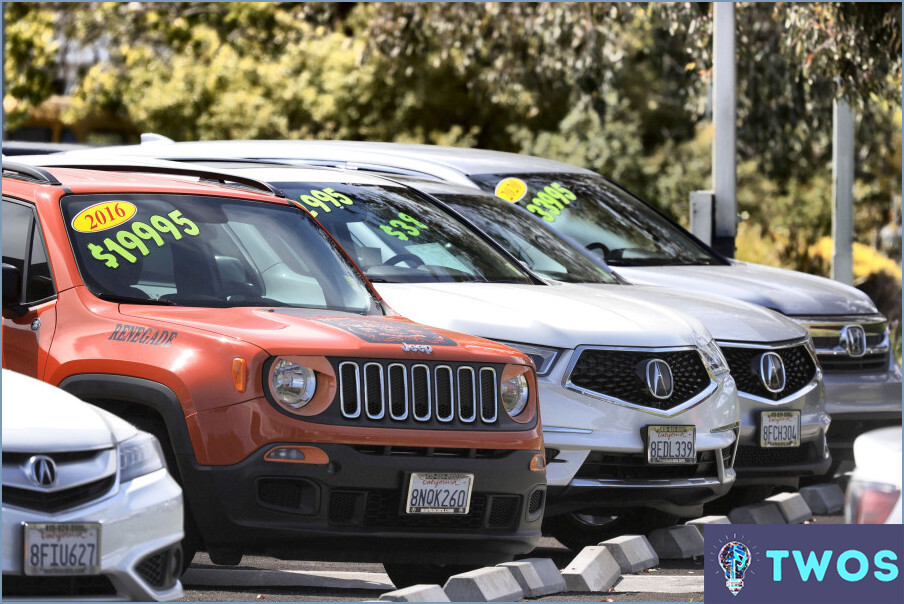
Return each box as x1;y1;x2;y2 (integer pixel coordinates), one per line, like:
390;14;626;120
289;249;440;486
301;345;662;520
95;293;178;305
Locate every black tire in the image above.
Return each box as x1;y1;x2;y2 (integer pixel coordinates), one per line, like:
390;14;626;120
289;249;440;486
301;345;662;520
544;510;679;551
704;485;775;514
127;413;202;573
383;563;476;589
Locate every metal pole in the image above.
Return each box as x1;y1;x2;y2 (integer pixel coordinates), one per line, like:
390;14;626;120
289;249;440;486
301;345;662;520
712;3;737;258
832;96;855;285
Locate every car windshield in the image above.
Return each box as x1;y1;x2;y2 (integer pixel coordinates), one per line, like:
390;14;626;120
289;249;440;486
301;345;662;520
433;192;618;284
61;193;382;313
273;182;534;285
468;172;725;267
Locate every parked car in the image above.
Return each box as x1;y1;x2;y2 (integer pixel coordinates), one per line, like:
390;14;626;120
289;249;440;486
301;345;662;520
2;368;184;601
19;156;747;549
91;138;894;475
845;426;902;524
1;162;546;587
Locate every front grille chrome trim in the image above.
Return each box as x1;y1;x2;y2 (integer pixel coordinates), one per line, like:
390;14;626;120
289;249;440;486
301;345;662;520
339;362;362;419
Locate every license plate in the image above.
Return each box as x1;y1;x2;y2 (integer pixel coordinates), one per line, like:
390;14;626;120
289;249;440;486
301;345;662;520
760;410;801;447
406;472;473;514
23;522;101;576
646;425;696;464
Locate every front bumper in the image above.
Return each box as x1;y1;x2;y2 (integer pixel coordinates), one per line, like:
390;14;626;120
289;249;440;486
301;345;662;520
180;442;545;566
2;468;184;602
734;380;832;485
538;357;739;517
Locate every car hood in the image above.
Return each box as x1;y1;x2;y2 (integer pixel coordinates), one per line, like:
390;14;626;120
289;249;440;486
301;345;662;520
2;370;138;452
614;261;879;317
570;283;809;344
374;282;706;349
119;306;526;364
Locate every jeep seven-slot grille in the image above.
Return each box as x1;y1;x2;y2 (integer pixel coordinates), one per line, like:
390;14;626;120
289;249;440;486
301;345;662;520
567;349;711;411
338;360;500;426
720;344;817;400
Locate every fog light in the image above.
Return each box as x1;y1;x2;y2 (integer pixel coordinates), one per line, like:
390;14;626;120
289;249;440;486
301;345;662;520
264;446;329;465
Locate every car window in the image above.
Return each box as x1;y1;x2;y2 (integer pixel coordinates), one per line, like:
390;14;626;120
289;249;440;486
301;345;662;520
2;199;56;304
60;193;382;313
435;193;618;284
273;182;534;285
469;172;725;267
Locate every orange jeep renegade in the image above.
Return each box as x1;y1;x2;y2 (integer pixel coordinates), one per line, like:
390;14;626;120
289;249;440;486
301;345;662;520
1;162;545;584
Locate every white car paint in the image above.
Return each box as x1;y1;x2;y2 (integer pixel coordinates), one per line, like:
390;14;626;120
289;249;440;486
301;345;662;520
2;369;184;601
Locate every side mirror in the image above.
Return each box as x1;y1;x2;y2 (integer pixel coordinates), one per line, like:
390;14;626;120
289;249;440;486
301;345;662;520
2;263;27;317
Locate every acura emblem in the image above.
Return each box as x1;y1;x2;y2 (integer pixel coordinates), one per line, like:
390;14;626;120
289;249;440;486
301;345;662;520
759;352;786;393
26;455;57;488
840;325;867;358
645;359;674;399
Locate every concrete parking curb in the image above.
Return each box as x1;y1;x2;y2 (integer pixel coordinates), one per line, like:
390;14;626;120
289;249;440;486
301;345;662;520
799;483;845;514
443;567;523;602
379;585;450;602
561;546;622;592
766;492;813;523
647;525;704;559
599;535;659;573
728;501;787;524
497;558;566;597
685;515;731;538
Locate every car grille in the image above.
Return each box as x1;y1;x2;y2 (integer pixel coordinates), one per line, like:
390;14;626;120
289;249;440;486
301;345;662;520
720;343;817;401
566;348;712;411
734;443;818;468
2;476;116;513
326;490;521;531
329;359;512;428
574;449;730;480
802;318;889;374
135;545;181;590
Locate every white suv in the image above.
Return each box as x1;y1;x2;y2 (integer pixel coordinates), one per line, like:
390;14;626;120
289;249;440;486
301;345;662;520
2;370;184;601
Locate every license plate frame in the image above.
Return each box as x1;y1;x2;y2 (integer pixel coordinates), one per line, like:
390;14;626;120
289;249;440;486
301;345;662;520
760;410;801;448
23;522;102;576
646;425;696;464
405;472;474;514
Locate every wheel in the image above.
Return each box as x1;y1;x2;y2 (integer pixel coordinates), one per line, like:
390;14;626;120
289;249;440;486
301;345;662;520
704;485;775;514
544;510;679;551
383;562;476;589
126;412;202;573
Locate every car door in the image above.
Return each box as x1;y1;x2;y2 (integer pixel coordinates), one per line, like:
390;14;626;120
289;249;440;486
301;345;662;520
2;198;58;378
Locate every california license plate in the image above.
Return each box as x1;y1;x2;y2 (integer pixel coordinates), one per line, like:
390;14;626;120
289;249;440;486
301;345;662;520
760;410;801;447
646;425;696;464
406;472;473;514
23;522;101;576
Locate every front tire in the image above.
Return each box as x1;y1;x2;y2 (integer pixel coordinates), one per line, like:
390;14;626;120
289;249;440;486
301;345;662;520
544;510;679;551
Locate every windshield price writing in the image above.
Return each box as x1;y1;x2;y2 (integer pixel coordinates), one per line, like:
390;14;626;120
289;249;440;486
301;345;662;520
87;210;199;268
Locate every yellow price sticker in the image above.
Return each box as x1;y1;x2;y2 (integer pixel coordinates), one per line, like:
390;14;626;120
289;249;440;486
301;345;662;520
495;178;528;203
72;201;137;233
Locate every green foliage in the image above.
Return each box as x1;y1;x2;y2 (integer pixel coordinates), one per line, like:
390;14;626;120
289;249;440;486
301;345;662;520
3;3;60;128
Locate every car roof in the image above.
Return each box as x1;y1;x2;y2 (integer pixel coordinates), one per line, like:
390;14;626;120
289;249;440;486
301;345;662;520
39;138;597;183
1;162;291;205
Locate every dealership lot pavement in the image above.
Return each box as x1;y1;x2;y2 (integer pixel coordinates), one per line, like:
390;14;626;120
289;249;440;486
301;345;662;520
180;511;843;602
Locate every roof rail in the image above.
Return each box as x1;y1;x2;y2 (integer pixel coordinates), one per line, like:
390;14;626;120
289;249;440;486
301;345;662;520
140;133;175;144
1;161;62;185
29;160;286;198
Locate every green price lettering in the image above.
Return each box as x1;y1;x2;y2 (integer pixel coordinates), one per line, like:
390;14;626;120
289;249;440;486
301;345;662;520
524;183;577;223
297;188;354;218
379;212;429;241
86;210;200;269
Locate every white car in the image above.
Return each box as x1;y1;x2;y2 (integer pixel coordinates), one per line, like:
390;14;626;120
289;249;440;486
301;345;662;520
2;369;184;601
845;426;902;524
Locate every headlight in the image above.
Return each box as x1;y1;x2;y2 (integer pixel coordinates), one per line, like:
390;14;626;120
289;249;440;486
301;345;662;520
494;341;560;376
119;431;165;483
270;358;317;410
697;335;730;376
500;374;529;417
